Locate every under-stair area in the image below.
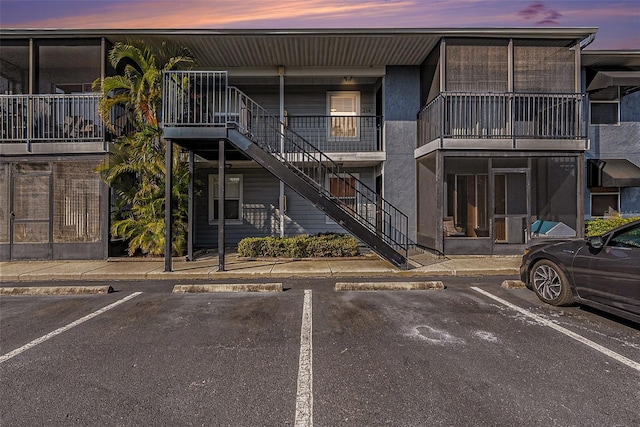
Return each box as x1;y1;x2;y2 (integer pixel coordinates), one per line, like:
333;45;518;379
162;71;409;269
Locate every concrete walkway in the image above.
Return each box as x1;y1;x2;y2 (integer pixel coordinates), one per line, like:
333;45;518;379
0;252;522;282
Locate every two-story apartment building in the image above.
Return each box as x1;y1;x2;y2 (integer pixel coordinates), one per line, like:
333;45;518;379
0;28;605;267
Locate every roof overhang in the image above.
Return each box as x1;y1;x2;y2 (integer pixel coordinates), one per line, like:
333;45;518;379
588;159;640;188
587;70;640;91
582;50;640;69
0;28;597;68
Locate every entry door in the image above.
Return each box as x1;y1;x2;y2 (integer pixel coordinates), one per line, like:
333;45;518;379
10;163;52;260
492;169;529;247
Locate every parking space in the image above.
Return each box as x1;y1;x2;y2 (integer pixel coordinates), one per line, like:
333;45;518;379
314;283;640;425
1;278;639;425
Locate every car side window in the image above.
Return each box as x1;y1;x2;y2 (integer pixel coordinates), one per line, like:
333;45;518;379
608;224;640;249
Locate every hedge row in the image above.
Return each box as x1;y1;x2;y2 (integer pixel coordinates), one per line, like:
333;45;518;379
586;216;640;236
237;233;360;258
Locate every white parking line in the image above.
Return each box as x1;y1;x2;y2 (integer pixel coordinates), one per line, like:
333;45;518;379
471;287;640;373
294;289;313;427
0;292;142;365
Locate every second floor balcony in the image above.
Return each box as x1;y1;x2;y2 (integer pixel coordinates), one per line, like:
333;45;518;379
0;94;108;154
418;92;587;153
162;71;382;155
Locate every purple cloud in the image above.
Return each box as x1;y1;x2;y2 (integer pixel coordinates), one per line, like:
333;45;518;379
518;2;562;25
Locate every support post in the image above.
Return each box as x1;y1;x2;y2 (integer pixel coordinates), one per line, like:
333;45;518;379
218;139;226;271
187;150;194;261
279;66;286;238
164;139;173;272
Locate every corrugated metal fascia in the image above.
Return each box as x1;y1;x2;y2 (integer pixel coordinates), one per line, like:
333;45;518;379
0;27;598;40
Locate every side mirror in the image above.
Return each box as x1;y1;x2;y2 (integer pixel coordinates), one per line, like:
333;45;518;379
588;235;604;249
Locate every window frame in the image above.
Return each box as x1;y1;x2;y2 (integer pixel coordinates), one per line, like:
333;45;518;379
208;174;243;224
590;190;620;218
590;100;620;126
452;173;489;237
326;91;361;141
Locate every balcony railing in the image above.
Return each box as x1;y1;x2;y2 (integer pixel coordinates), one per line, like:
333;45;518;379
418;92;586;147
162;70;229;128
285;115;382;152
0;94;105;144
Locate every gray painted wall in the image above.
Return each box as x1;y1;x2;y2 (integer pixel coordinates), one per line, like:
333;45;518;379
194;167;281;248
194;166;375;248
384;66;421;241
235;84;376;116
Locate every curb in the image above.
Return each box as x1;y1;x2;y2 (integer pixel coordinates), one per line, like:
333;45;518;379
0;285;114;296
172;283;283;293
335;281;445;291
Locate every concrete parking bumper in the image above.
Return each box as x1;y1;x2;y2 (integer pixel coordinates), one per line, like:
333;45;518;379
172;283;283;293
335;281;444;291
0;285;114;296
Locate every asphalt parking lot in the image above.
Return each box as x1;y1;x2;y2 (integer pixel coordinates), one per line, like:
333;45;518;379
1;277;639;426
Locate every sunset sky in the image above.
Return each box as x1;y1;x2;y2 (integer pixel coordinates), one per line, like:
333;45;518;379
0;0;638;49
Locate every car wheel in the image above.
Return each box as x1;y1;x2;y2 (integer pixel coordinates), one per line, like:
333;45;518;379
530;259;574;306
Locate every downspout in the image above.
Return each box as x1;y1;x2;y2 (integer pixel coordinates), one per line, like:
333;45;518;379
579;33;596;50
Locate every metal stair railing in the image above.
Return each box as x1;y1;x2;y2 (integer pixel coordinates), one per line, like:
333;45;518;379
228;87;409;259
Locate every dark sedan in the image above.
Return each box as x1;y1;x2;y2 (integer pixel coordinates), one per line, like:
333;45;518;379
520;219;640;323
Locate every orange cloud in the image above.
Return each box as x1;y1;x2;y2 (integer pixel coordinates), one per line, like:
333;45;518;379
17;0;416;28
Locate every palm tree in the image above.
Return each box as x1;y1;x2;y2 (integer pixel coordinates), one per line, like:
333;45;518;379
94;41;194;256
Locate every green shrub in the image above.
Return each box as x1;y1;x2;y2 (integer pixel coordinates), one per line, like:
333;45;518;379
236;237;264;258
586;216;640;236
237;233;359;258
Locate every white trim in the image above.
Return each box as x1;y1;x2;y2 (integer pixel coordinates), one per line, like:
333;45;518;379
590;190;620;218
294;289;313;426
590;100;620;126
208;174;243;224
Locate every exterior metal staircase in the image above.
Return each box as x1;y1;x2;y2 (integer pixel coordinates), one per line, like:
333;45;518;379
226;87;409;268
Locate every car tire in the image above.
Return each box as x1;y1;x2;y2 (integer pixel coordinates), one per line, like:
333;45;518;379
530;259;574;306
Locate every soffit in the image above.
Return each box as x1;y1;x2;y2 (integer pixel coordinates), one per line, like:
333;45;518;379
0;28;597;68
109;33;441;67
582;51;640;69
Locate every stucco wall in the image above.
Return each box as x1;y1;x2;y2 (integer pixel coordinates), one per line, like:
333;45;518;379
586;90;640;216
383;66;421;242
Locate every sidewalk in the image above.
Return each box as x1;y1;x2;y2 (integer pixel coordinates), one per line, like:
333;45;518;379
0;252;522;282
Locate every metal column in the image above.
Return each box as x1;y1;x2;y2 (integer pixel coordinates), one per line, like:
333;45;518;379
218;139;226;271
279;66;286;238
164;139;173;272
187;150;194;261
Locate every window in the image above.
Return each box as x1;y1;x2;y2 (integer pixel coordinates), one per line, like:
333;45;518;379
443;158;489;238
590;86;620;125
447;174;489;238
590;102;619;125
591;190;620;217
445;41;508;92
209;174;243;223
327;91;360;139
54;161;101;243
